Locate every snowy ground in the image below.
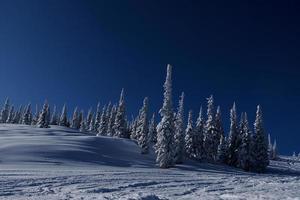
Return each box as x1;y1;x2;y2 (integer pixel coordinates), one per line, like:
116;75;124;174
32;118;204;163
0;125;299;200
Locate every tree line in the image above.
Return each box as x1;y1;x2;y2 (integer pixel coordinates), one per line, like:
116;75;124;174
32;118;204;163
0;65;277;172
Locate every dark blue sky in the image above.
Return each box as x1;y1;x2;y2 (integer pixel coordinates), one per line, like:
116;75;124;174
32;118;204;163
0;0;299;155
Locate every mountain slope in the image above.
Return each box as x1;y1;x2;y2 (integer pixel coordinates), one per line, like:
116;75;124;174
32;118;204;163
0;124;299;200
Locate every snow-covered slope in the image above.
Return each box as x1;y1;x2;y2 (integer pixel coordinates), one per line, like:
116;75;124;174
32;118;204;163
0;124;299;200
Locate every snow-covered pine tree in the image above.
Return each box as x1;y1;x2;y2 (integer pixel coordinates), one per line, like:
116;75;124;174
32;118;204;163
98;105;108;136
71;107;80;129
46;104;50;126
214;106;224;161
1;98;10;123
12;105;23;124
174;92;185;164
148;113;157;143
237;113;252;171
50;105;58;125
37;101;49;128
271;140;277;160
113;89;128;138
250;105;269;172
136;97;149;154
6;105;15;123
268;133;273;159
22;103;32;125
216;135;228;163
130;116;138;140
94;103;101;133
203;95;217;161
31;105;39;125
59;104;68;127
106;102;112;121
79;118;87;132
88;115;95;132
155;64;176;168
227;102;239;166
107;105;117;136
86;108;93;128
185;110;195;158
194;106;205;160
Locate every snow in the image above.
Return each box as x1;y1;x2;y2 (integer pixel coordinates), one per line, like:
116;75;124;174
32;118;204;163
0;124;300;200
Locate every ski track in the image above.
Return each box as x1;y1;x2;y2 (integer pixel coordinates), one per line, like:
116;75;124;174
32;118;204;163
0;165;300;200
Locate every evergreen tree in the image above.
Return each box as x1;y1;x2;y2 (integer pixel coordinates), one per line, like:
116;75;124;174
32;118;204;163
113;89;128;138
88;115;96;132
271;140;278;160
203;95;217;161
37;101;49;128
194;106;205;160
148;113;157;143
46;104;50;126
80;118;87;132
155;64;176;168
136;97;149;154
130;116;138;140
13;105;23;124
6;105;15;124
216;135;228;163
94;103;101;133
31;105;39;125
227;103;239;166
174;92;185;164
1;98;10;123
50;105;58;125
22;103;32;125
107;105;117;136
237;113;252;171
214;106;224;160
250;105;269;172
185;110;196;158
86;108;93;128
71;107;80;129
98;105;108;136
59;104;68;127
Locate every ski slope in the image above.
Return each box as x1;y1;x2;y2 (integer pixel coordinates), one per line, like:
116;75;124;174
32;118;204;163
0;124;299;200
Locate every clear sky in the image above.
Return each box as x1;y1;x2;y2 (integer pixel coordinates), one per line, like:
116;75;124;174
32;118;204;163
0;0;299;155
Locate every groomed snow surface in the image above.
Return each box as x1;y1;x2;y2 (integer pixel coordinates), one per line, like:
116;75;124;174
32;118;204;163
0;125;299;200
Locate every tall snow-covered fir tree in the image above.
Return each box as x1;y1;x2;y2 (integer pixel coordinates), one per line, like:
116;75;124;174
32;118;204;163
130;116;138;140
185;110;196;158
31;105;39;125
88;115;95;132
94;103;101;133
22;103;32;125
174;92;185;164
37;101;49;128
136;97;150;154
12;105;23;124
113;89;128;138
216;135;228;163
98;105;108;136
50;105;58;125
6;105;15;123
1;98;10;123
79;117;87;132
59;104;68;127
86;108;93;128
250;105;269;172
71;107;80;129
194;106;205;160
148;113;157;143
203;95;217;161
237;113;252;171
214;106;224;160
271;140;278;160
107;104;117;136
155;64;176;168
227;103;239;166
